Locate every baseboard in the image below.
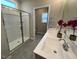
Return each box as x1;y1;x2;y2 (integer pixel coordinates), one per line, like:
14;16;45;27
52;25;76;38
36;32;45;35
30;37;35;40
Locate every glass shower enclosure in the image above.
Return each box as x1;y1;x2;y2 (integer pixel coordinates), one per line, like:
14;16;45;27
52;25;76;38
2;6;30;51
22;12;30;42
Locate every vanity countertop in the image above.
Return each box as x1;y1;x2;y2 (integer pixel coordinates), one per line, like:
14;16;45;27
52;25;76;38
33;28;76;59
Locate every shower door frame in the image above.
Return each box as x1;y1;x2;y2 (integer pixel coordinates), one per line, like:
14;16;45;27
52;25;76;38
1;5;31;53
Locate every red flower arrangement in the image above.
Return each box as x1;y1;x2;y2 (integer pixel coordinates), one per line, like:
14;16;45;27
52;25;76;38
58;19;64;33
58;20;64;26
67;18;77;41
58;19;68;32
57;18;77;41
68;20;77;35
57;19;64;38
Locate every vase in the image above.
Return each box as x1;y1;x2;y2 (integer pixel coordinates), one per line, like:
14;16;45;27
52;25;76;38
57;32;62;38
69;35;76;41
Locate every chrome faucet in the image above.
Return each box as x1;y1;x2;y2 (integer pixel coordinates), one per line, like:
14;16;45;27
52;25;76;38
62;30;69;51
59;30;69;51
63;39;69;51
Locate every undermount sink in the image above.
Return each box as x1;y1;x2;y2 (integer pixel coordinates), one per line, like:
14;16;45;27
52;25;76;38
41;37;76;59
41;37;63;59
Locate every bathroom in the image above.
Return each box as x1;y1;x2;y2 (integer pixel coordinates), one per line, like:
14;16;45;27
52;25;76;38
1;0;77;59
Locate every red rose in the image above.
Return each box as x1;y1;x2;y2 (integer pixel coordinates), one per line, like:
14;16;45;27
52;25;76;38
67;20;77;28
63;23;67;27
68;20;73;26
58;20;64;26
71;20;77;28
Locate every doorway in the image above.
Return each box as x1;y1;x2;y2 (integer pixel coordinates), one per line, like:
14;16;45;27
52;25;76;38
35;7;49;36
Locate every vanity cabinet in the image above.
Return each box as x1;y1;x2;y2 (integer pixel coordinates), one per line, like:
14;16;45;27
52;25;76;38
35;53;45;59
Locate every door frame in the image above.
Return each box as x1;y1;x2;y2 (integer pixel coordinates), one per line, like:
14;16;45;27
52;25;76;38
33;5;50;37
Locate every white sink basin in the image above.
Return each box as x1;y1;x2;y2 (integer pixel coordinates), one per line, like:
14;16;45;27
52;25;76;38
41;37;76;59
41;37;63;59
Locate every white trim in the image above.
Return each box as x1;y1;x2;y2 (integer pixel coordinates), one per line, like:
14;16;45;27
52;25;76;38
47;5;50;30
33;5;50;37
33;9;36;40
34;5;49;9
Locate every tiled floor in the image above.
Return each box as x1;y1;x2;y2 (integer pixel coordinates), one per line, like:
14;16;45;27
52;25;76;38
10;35;43;59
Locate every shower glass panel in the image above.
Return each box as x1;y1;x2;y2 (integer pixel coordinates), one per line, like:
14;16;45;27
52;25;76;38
2;7;22;51
22;12;30;42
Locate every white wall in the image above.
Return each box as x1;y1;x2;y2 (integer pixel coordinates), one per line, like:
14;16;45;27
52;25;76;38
20;0;48;12
20;0;48;39
48;0;77;28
